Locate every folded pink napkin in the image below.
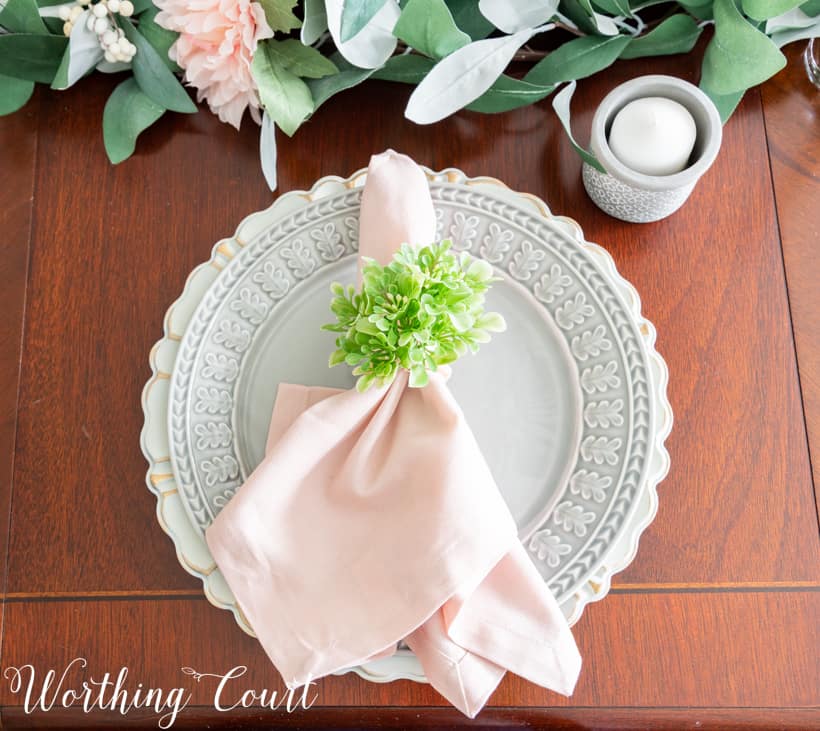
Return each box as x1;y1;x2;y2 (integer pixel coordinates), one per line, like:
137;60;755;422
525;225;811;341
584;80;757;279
206;151;581;716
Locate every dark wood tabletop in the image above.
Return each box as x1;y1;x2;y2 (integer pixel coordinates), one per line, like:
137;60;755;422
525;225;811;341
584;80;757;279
0;40;818;730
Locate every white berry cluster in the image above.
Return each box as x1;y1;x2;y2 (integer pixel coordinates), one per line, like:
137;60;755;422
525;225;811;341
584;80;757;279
58;0;136;64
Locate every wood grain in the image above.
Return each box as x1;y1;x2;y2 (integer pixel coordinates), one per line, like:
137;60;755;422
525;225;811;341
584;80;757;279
5;53;818;597
760;43;820;519
0;40;817;730
0;593;817;712
0;93;39;600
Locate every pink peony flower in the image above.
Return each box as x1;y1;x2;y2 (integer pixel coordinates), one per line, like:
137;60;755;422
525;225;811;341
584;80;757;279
154;0;274;129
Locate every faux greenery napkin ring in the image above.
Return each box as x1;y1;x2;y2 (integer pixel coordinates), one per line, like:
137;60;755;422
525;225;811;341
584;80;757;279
323;240;506;392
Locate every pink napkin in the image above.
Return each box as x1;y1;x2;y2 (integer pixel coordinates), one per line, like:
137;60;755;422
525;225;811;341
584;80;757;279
205;151;582;716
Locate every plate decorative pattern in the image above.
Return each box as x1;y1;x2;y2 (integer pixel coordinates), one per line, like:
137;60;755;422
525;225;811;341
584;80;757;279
141;167;671;684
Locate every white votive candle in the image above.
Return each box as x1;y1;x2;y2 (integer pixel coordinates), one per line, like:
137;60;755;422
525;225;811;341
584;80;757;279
608;97;697;176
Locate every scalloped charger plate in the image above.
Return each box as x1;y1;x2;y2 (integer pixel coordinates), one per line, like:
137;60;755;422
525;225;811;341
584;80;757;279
141;167;671;684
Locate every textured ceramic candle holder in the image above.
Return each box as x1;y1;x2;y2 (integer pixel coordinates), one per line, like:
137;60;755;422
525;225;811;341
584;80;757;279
583;75;722;223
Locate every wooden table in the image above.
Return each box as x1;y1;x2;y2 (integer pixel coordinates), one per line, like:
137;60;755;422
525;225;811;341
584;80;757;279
0;41;817;730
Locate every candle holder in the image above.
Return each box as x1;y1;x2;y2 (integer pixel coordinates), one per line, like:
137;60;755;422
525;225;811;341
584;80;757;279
583;75;722;223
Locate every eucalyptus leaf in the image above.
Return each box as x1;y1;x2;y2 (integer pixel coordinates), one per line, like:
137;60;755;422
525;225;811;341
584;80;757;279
51;10;104;89
257;0;301;32
405;26;545;125
137;7;180;73
0;34;67;83
741;0;803;21
699;82;744;122
766;7;817;32
770;18;820;45
325;0;399;69
675;0;713;19
260;111;277;191
340;0;387;41
701;0;786;95
0;0;48;34
526;34;630;86
558;0;600;33
372;53;434;82
103;77;165;163
591;0;631;16
620;14;702;59
591;10;619;34
478;0;559;34
37;6;65;17
306;53;376;110
252;42;313;135
41;16;63;32
0;73;34;114
122;19;197;112
301;0;327;45
259;38;338;78
445;0;494;38
466;74;555;112
96;59;131;72
552;80;605;172
394;0;470;59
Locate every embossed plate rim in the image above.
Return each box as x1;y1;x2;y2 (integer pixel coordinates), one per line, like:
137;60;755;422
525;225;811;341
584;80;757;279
141;165;672;684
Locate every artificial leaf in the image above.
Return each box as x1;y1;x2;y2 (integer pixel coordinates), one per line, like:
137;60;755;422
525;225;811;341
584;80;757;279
301;0;327;45
325;241;504;392
41;16;63;32
405;27;544;124
620;14;702;59
591;11;619;33
591;0;631;15
801;0;820;14
701;0;786;95
770;17;820;45
742;0;803;21
552;80;605;172
445;0;494;38
526;34;630;86
252;42;313;135
0;0;48;34
130;0;155;13
103;77;165;163
97;59;131;72
466;74;556;112
0;73;34;114
766;6;817;32
699;81;744;122
257;0;301;32
258;38;338;78
393;0;470;59
372;54;434;82
260;111;277;191
573;0;618;32
122;19;197;112
558;0;600;33
52;10;104;89
478;0;559;34
306;53;376;109
340;0;387;41
326;0;399;68
137;7;181;73
675;0;714;18
0;34;67;83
